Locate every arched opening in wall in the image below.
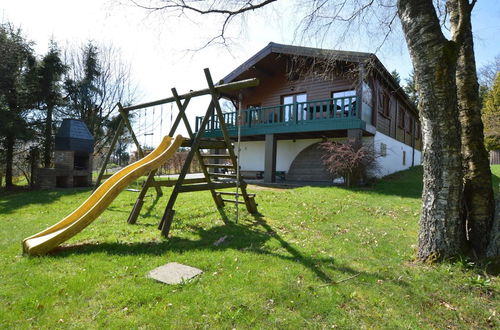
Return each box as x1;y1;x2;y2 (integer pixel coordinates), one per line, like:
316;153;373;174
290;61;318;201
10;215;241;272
286;142;332;182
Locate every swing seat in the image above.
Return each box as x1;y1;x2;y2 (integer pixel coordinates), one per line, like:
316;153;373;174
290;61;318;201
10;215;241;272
125;188;141;192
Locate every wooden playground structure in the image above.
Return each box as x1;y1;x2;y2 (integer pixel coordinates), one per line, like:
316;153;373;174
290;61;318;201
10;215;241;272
95;68;259;237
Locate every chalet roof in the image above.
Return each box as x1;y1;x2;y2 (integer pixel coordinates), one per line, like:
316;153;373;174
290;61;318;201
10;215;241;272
223;42;373;83
222;42;417;114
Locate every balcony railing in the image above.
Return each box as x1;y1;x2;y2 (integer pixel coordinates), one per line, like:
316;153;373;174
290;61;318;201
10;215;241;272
195;96;364;136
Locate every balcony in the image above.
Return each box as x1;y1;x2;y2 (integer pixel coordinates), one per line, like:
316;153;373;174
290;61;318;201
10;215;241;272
195;96;366;138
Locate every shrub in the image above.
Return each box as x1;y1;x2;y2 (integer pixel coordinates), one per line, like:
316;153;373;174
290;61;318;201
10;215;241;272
320;139;378;187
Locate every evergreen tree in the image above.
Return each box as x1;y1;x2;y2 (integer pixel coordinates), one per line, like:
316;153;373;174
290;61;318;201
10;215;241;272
403;71;418;107
390;69;401;85
64;42;101;136
62;41;136;153
0;23;38;189
37;41;67;167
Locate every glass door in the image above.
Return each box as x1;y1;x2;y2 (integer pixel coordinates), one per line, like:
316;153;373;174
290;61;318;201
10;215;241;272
282;93;307;122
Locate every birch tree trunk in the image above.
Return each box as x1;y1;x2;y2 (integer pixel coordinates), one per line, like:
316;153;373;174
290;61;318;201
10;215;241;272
487;197;500;258
449;0;496;258
398;0;465;261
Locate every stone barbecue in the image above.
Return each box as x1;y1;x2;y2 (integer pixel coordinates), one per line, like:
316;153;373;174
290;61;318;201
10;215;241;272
37;119;94;189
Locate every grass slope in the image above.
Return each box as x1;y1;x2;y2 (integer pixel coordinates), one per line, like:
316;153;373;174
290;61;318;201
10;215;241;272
0;166;498;329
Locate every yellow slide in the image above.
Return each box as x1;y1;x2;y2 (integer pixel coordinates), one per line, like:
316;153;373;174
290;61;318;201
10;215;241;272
23;135;184;256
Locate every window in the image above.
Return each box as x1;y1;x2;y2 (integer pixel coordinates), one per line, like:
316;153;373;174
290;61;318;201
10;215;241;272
247;104;261;124
398;106;405;129
282;93;307;121
380;143;387;157
402;150;406;166
407;116;414;133
378;91;390;117
332;90;357;117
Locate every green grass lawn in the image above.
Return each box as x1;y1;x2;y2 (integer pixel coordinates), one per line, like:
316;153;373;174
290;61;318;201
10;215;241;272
0;166;498;329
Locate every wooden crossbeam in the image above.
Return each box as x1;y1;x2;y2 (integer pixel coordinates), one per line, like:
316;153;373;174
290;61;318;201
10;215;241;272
221;198;246;205
208;172;237;178
150;178;206;187
122;78;259;112
216;191;256;197
178;182;239;193
196;140;229;149
201;154;231;158
204;164;234;168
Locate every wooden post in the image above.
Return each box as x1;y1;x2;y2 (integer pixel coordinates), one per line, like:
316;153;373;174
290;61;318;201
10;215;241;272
204;68;258;214
118;103;163;197
358;63;365;119
159;103;221;237
168;95;192;137
264;134;277;183
128;71;260;233
130;93;196;227
128;95;194;225
94;117;125;188
171;89;194;138
118;103;143;158
171;87;225;215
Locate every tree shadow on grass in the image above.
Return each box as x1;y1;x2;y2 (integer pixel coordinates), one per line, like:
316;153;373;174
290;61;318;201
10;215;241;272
354;166;424;199
250;166;425;200
50;210;395;285
359;165;498;200
143;196;161;218
0;187;91;215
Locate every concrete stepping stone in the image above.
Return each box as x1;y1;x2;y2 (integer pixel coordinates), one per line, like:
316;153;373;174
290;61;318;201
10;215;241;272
148;262;203;284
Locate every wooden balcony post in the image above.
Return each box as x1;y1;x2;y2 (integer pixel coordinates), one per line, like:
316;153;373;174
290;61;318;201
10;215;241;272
358;63;365;119
294;102;299;124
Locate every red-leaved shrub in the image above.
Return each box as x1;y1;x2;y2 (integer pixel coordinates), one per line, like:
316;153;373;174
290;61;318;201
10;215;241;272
320;139;378;187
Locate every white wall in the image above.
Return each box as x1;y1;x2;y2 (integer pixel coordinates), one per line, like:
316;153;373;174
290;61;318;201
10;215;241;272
371;131;421;177
238;139;322;172
238;141;265;171
238;132;421;178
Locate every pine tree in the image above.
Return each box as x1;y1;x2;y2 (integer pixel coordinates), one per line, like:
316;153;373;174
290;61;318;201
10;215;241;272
37;41;66;168
0;24;38;188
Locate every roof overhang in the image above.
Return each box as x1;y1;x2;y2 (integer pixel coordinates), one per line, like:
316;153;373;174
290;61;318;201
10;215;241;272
220;42;418;116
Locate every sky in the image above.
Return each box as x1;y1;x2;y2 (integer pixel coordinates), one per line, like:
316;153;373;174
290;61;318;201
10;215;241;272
2;0;499;146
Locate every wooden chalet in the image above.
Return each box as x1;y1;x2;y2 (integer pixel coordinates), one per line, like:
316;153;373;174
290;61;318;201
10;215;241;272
195;42;422;182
